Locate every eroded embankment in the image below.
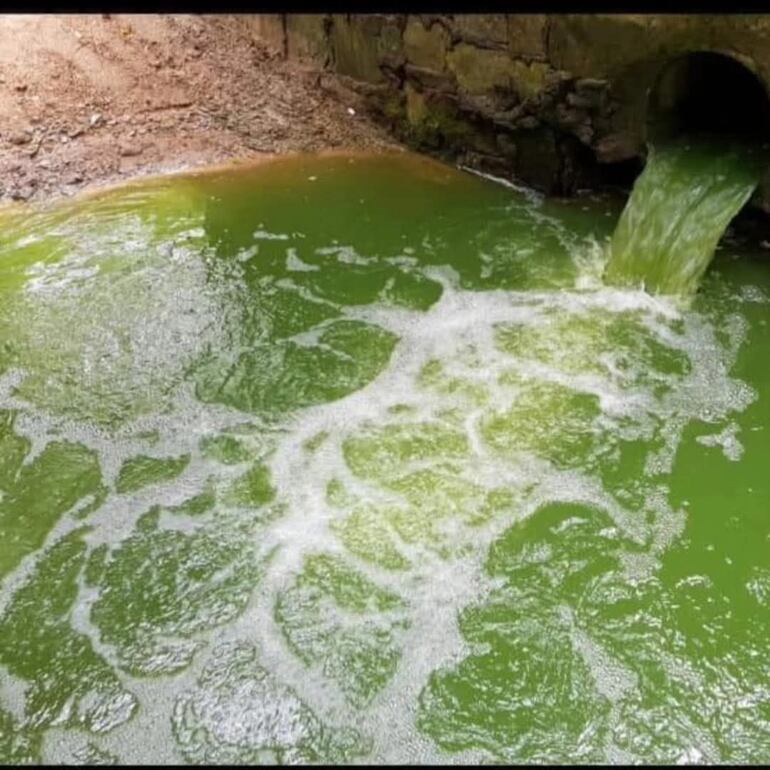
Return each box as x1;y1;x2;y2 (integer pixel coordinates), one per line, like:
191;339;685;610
0;14;400;205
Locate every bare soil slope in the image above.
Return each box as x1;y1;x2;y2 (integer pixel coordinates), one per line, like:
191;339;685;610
0;14;399;203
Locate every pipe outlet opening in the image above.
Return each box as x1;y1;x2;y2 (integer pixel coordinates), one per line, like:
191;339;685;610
647;51;770;144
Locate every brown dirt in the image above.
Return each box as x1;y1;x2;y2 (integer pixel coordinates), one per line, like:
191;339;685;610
0;14;402;204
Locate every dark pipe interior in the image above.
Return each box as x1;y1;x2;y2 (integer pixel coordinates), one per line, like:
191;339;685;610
648;51;770;143
594;53;770;194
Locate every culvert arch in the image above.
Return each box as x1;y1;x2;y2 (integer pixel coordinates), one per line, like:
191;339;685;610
646;50;770;144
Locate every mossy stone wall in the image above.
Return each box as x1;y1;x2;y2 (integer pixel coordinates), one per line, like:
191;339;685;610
251;14;770;207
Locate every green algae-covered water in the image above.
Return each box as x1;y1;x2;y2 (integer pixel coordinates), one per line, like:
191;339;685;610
0;151;768;764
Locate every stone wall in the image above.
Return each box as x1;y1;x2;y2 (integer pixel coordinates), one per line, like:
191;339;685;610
249;14;770;207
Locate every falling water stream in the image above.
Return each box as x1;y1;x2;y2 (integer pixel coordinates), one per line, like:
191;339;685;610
0;151;768;764
605;137;765;294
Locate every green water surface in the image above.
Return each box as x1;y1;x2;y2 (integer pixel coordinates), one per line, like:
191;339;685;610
0;151;767;764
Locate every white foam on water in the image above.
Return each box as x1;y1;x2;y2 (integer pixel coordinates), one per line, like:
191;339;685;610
696;421;744;461
316;244;376;266
6;260;756;763
185;266;749;761
253;229;290;240
285;247;319;272
0;662;29;721
0;169;762;765
53;258;768;758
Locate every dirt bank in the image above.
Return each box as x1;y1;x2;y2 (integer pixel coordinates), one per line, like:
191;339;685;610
0;14;401;204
